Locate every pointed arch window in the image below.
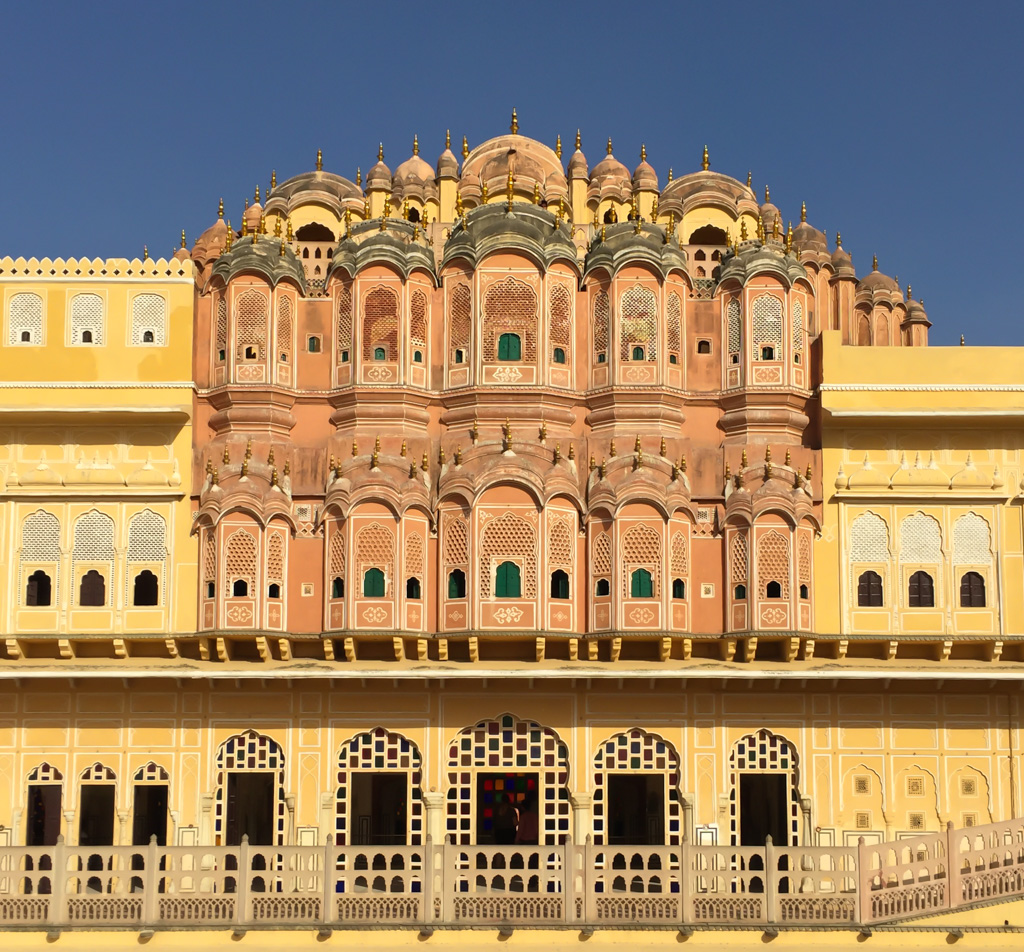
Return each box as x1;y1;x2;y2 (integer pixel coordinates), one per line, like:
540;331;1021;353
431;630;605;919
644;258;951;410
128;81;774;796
960;571;985;607
447;568;466;599
908;570;934;608
550;569;569;599
495;561;521;598
630;568;653;598
26;569;52;607
497;333;521;361
363;567;385;597
133;570;158;606
79;570;106;607
857;571;883;606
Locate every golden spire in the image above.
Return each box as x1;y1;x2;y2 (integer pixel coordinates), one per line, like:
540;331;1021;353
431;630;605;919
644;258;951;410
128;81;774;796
746;170;752;188
835;232;842;248
279;234;286;257
455;445;462;465
785;221;793;254
741;449;748;467
252;222;259;243
640;143;647;162
510;107;518;134
225;221;233;249
241;215;248;237
412;134;419;156
352;439;358;458
383;194;392;218
960;334;965;346
756;216;765;243
143;245;149;260
634;213;642;235
805;463;812;480
533;182;541;204
764;185;770;203
255;185;261;204
701;144;709;171
445;128;451;150
471;417;479;442
634;434;642;453
286;218;293;241
400;439;407;457
244;197;249;210
259;213;267;234
218;197;224;218
356;167;362;187
271;169;276;188
575;129;581;150
344;206;352;237
268;446;275;466
665;211;675;244
660;436;667;457
740;218;748;241
907;284;912;299
650;196;658;220
240;457;248;477
555;133;562;159
402;198;409;220
609;439;617;457
481;181;489;203
600;223;606;242
377;142;384;162
667;168;673;181
725;229;733;250
606;137;613;155
223;444;230;464
462;135;469;159
506;168;515;211
274;216;282;237
553;443;561;462
371;447;379;469
455;190;464;217
872;254;878;271
593;209;599;227
181;229;186;249
800;200;807;223
568;442;575;460
316;148;323;171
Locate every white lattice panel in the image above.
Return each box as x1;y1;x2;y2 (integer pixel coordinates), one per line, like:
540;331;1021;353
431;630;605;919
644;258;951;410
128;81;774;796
9;292;43;344
70;293;104;344
850;512;889;561
900;513;942;562
131;293;166;346
953;513;991;563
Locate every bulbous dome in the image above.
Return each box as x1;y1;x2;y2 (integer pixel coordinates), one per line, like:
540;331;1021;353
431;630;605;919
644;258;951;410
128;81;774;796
632;146;658;191
567;132;587;180
243;201;262;234
831;236;855;276
394;138;434;188
268;170;362;211
436;134;459;179
459;132;567;203
191;215;228;265
857;257;899;293
759;186;781;230
366;145;392;191
659;154;760;220
587;140;631;203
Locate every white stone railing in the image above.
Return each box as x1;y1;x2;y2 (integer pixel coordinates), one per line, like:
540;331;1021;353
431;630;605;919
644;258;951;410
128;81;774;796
1;819;1022;930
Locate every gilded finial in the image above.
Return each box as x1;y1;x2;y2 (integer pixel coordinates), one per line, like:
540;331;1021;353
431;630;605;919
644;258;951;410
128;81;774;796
666;211;675;245
409;462;416;478
575;129;581;150
640;143;647;162
283;459;290;476
241;216;248;237
598;458;607;479
461;135;469;159
555;133;562;159
960;334;965;346
740;218;748;241
539;421;547;442
600;223;607;242
270;467;279;487
702;144;709;171
211;465;219;485
835;232;842;248
906;284;912;299
454;445;462;465
667;167;673;181
255;185;261;204
377;142;383;162
510;107;519;134
506;168;515;211
765;446;772;463
222;444;230;464
245;437;252;459
746;170;752;188
725;230;733;250
316;148;323;171
651;197;658;220
225;221;233;249
635;446;644;468
660;436;667;456
872;254;878;271
553;442;561;462
785;221;793;253
271;169;276;189
724;461;731;479
412;134;419;156
455;190;464;217
259;213;267;234
344;206;352;237
402;197;409;220
329;452;335;471
445;128;451;150
218;197;224;218
589;454;595;471
568;442;575;460
764;185;770;203
741;449;748;468
279;235;286;257
421;451;429;472
634;214;642;235
356;167;362;187
274;216;282;237
180;229;186;249
805;463;812;480
557;196;565;222
471;417;479;443
351;439;358;458
371;448;379;469
609;439;617;457
800;200;807;223
373;434;380;456
481;181;489;203
772;216;780;239
634;434;642;453
533;182;540;204
606;137;613;155
143;245;149;260
383;194;392;218
240;457;248;477
756;216;765;243
286;218;293;241
680;454;687;473
784;448;791;466
438;445;446;465
400;439;407;457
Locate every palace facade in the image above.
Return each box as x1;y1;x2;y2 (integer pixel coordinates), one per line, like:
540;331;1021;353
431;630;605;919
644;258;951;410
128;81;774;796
1;118;1023;943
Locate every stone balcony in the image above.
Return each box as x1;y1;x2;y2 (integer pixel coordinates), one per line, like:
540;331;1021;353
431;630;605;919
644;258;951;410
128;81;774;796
2;816;1023;933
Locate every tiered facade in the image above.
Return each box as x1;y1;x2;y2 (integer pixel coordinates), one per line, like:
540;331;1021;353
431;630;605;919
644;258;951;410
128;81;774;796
1;120;1023;940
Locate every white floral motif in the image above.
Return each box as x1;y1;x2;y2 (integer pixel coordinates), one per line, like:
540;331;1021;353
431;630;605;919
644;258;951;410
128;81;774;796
267;606;281;626
491;366;523;383
227;605;252;624
448;609;464;621
630;607;655;626
625;366;653;382
362;606;388;624
365;366;393;382
553;610;569;623
493;607;524;624
760;606;788;627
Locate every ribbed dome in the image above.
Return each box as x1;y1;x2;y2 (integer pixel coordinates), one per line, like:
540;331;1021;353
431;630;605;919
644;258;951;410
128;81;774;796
632;146;658;191
459;132;567;204
831;236;855;276
436;136;459;180
857;258;899;293
394;138;434;187
366;145;392;190
191;215;228;265
587;140;631;203
567;131;587;180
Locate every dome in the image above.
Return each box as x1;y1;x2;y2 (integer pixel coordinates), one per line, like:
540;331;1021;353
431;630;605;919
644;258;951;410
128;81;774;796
394;137;434;187
191;210;228;265
659;150;759;220
587;139;631;203
857;256;899;293
366;144;392;191
268;170;362;212
831;235;855;276
759;186;781;231
459;130;567;204
436;131;459;179
567;130;587;180
243;199;262;235
632;145;658;191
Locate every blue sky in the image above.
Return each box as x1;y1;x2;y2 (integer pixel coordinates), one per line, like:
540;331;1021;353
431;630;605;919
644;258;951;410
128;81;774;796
1;0;1020;345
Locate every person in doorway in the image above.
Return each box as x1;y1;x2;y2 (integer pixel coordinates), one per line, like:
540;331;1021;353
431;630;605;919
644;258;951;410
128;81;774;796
514;790;539;845
492;792;519;845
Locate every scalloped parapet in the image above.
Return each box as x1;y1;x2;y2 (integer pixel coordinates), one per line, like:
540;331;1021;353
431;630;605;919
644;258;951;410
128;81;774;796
0;256;195;279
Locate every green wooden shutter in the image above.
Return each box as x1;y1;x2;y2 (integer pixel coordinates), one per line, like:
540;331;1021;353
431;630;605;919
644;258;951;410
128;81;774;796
363;567;385;597
631;568;653;598
495;561;521;598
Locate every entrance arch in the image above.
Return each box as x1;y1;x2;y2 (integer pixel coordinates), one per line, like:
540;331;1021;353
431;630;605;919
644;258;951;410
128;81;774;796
214;730;285;846
728;729;800;847
335;728;423;846
592;729;682;846
445;713;569;845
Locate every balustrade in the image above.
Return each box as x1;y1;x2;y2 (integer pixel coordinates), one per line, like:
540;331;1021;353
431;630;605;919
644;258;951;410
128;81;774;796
1;817;1023;930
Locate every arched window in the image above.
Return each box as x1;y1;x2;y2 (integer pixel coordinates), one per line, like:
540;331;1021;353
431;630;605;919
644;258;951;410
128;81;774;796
413;349;423;362
632;345;645;361
81;330;93;344
672;578;686;599
857;570;883;606
734;584;747;600
447;568;466;599
908;570;934;607
331;577;344;598
765;580;782;599
495;561;521;598
454;348;465;364
206;581;215;598
143;330;154;343
960;571;985;607
553;347;566;364
760;345;775;360
308;336;321;353
314;247;322;259
497;333;521;361
302;247;309;258
799;583;809;599
373;346;386;361
550;569;569;599
406;577;421;599
133;570;158;606
595;578;610;597
363;567;385;597
697;340;711;354
268;583;281;599
26;570;52;607
407;207;420;223
79;570;106;607
232;579;248;597
630;568;653;598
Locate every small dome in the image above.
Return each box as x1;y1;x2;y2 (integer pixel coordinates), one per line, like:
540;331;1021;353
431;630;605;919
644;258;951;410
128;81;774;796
394;137;434;188
758;186;781;230
459;132;567;204
831;236;855;276
244;201;262;234
588;140;631;203
173;246;190;262
905;296;929;323
632;146;658;191
436;133;459;179
191;215;228;265
567;131;587;180
857;257;899;293
366;144;392;190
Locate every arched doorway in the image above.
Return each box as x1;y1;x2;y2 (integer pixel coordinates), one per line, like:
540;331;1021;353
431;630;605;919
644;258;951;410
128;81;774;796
592;730;682;846
445;713;569;845
214;730;285;847
728;729;800;847
335;728;423;846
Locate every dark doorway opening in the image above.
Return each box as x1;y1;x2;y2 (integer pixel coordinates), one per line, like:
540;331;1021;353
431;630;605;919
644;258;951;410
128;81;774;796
607;774;665;845
79;785;115;846
350;774;407;845
225;772;275;846
27;785;61;846
132;785;168;846
476;773;538;845
739;774;790;894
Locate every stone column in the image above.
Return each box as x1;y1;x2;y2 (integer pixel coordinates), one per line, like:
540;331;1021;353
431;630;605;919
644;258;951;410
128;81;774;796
117;809;130;846
569;793;593;844
422;791;446;844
